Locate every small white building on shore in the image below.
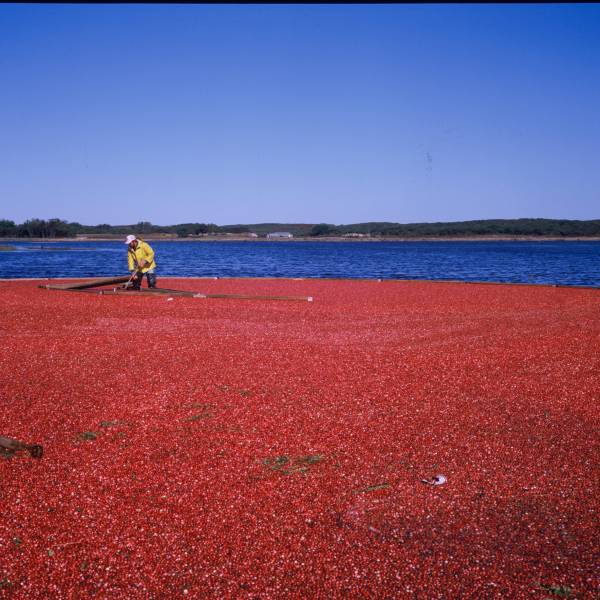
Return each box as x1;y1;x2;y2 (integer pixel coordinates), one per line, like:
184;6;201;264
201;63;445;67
266;232;294;239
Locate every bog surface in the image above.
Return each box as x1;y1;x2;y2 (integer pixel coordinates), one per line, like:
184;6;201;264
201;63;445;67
1;278;598;598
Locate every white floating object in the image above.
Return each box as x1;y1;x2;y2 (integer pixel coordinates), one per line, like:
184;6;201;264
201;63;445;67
307;296;313;302
421;474;447;486
167;297;173;301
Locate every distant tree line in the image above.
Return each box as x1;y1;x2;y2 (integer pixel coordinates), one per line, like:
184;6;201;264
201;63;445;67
0;219;222;238
1;218;600;238
0;219;77;238
370;219;600;237
308;219;600;237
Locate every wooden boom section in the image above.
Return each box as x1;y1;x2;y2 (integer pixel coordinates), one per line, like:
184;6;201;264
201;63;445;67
41;279;313;302
81;287;312;302
38;276;132;290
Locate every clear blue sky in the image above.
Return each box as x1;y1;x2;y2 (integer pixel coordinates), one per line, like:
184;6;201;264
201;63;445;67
1;4;599;226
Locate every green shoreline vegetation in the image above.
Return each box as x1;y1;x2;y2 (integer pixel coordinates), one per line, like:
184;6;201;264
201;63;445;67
1;218;600;240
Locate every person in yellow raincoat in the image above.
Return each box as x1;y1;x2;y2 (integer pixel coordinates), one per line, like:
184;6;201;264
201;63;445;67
125;235;157;289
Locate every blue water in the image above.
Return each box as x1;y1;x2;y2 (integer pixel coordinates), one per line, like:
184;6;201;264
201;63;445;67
1;240;599;287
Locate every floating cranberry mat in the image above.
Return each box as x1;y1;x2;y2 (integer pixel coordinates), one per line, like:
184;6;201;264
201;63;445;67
1;278;599;599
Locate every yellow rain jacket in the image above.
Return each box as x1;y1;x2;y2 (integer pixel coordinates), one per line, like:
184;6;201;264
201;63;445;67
128;239;157;273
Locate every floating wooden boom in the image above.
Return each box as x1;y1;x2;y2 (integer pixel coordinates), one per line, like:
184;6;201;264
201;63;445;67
41;279;313;302
79;287;313;302
38;276;131;290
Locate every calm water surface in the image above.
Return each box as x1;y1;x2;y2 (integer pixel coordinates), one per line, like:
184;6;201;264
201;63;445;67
1;240;599;287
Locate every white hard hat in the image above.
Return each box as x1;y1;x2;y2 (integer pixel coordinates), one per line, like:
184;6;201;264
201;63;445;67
125;235;137;245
